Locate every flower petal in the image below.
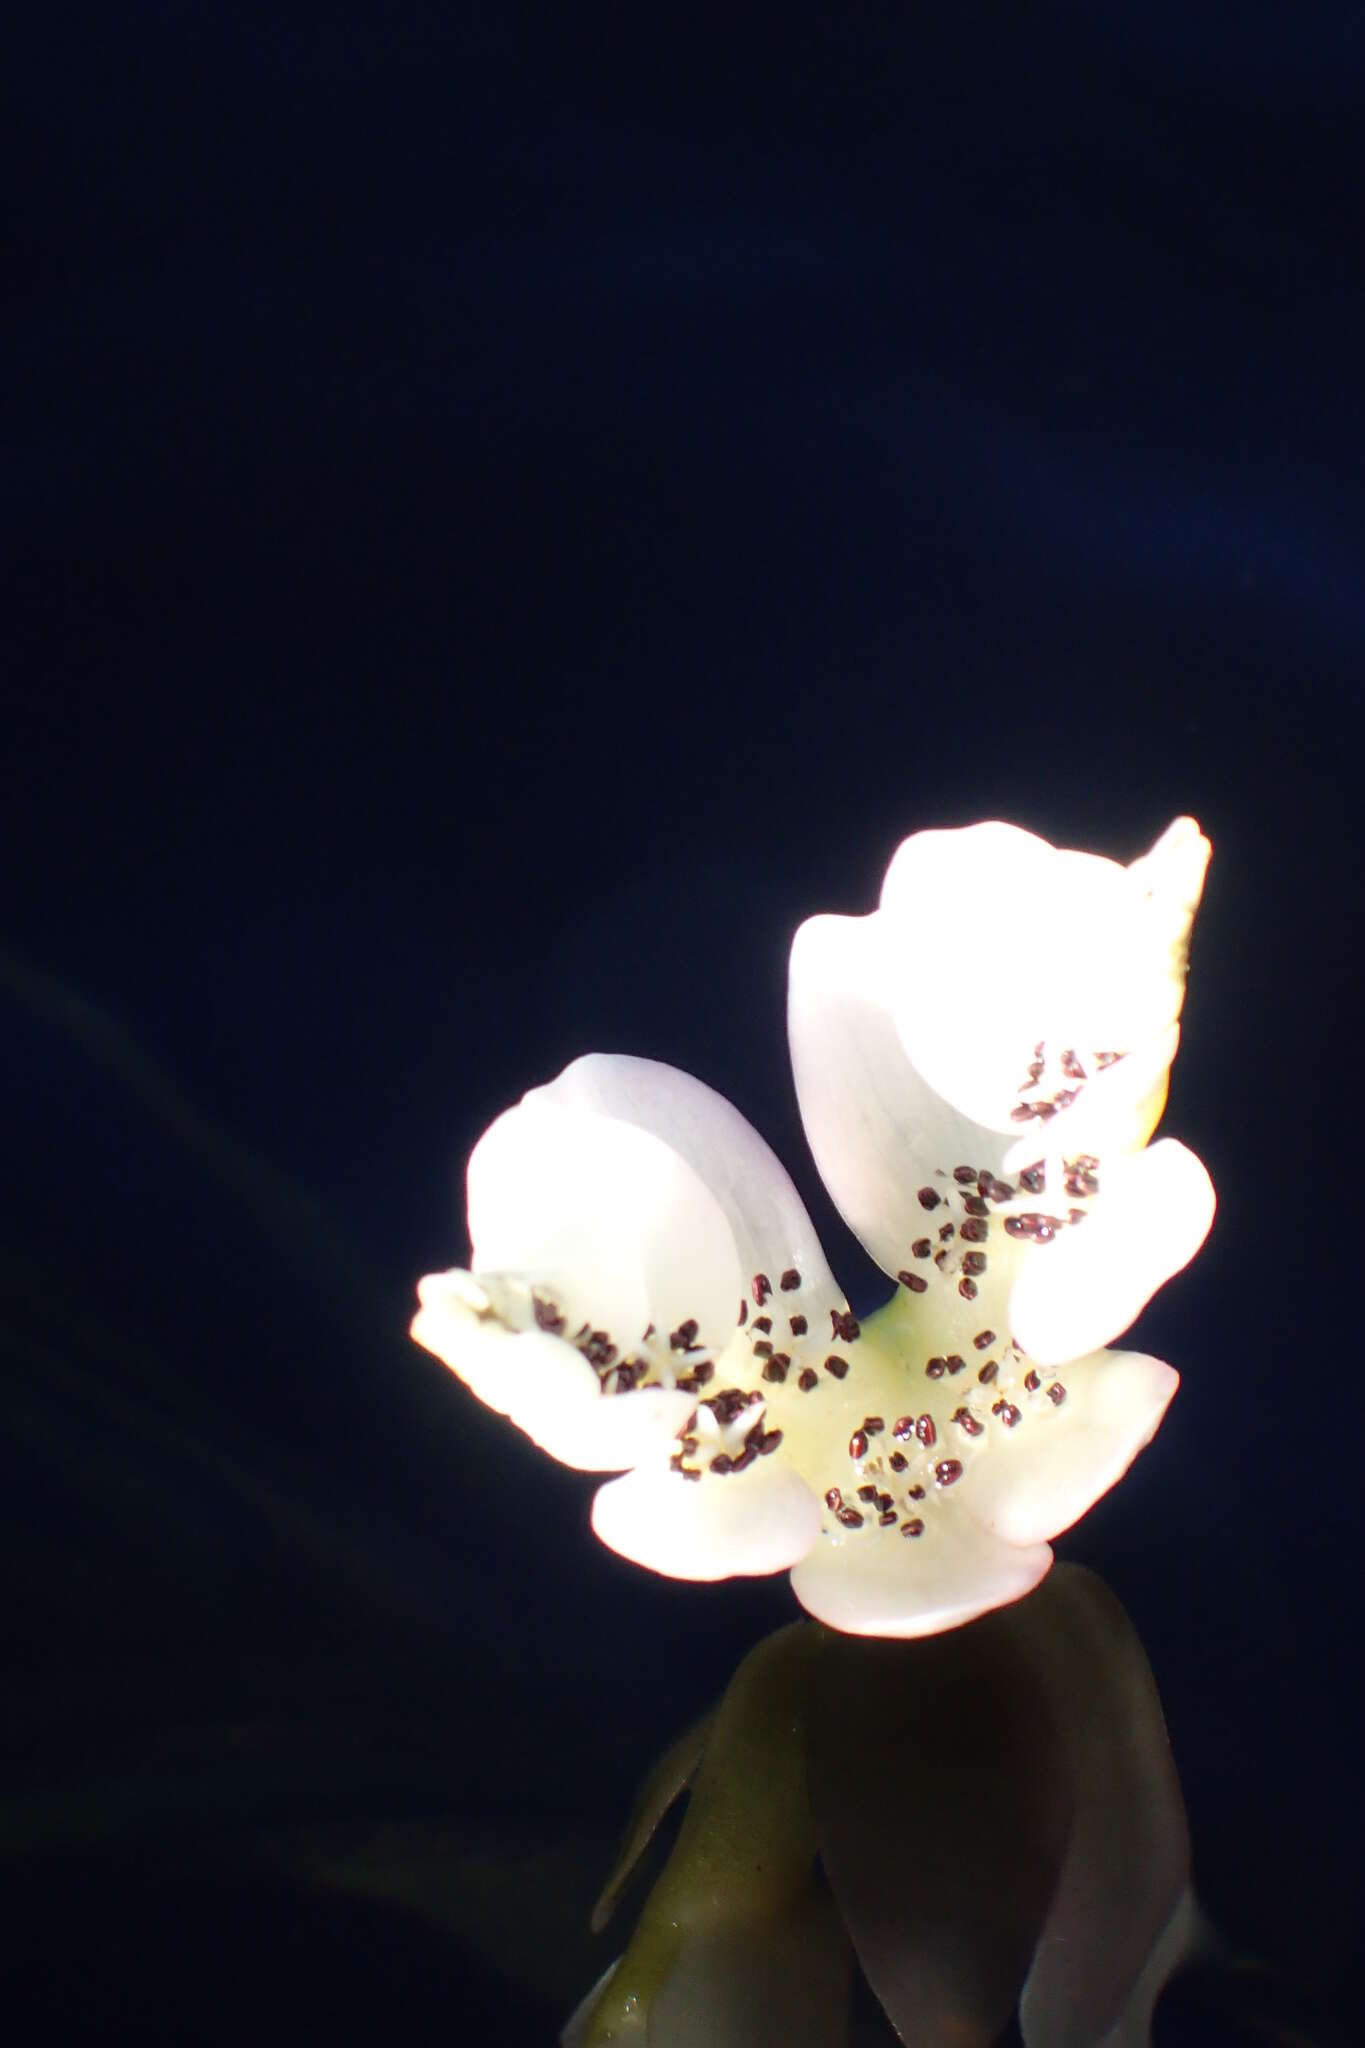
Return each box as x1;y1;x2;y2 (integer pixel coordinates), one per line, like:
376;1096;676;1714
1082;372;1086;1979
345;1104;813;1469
787;909;1006;1280
592;1457;822;1581
412;1271;697;1471
531;1053;842;1307
788;1508;1052;1638
880;820;1208;1137
1009;1139;1215;1365
1000;1024;1180;1173
965;1349;1178;1548
468;1091;743;1349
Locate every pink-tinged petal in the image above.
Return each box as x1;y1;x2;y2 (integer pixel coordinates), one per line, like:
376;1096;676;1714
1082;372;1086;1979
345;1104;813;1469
1010;1139;1215;1366
468;1094;742;1350
592;1458;822;1581
788;909;1007;1280
412;1271;696;1471
965;1349;1178;1548
788;1509;1052;1639
532;1053;843;1309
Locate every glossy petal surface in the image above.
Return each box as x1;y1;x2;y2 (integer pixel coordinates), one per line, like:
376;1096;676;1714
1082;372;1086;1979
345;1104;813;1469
592;1453;822;1580
1010;1141;1214;1365
965;1348;1178;1547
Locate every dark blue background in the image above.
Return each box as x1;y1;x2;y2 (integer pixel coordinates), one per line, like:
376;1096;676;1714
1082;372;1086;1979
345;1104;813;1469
3;5;1360;2038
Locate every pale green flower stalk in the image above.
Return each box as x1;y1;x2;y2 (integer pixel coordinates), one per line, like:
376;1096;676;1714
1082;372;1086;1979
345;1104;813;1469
413;819;1214;1638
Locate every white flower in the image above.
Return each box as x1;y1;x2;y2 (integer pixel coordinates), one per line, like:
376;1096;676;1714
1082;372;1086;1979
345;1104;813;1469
412;818;1215;1638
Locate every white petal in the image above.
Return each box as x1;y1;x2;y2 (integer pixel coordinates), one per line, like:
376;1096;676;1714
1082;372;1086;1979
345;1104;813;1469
1010;1140;1215;1365
468;1094;742;1349
788;910;1007;1279
1001;1025;1180;1174
531;1053;842;1305
592;1458;822;1581
547;1383;704;1473
788;1511;1052;1638
881;822;1206;1137
965;1349;1179;1548
412;1272;696;1471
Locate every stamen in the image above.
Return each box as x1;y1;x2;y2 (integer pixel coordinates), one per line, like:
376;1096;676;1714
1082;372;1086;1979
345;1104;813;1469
532;1294;564;1333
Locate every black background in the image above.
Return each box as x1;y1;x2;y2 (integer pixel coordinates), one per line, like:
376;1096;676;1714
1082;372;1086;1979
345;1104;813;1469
3;5;1361;2040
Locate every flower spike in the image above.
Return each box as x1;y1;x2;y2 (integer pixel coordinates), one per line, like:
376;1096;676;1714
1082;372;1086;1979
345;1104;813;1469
413;819;1215;1637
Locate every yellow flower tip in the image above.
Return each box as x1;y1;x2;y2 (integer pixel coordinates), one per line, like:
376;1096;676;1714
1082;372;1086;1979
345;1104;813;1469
1130;814;1212;976
1134;1066;1170;1148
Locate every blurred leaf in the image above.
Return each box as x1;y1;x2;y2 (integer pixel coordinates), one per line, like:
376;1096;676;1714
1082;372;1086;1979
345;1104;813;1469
1015;1567;1191;2046
808;1612;1069;2048
591;1708;716;1934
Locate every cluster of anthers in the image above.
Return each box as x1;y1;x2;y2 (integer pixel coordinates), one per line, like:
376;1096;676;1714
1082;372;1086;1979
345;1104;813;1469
413;819;1215;1637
